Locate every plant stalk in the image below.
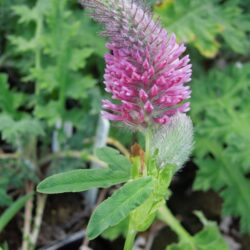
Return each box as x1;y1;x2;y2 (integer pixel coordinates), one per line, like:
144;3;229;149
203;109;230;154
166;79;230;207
30;194;47;250
21;182;34;250
124;220;136;250
145;128;152;171
158;205;195;249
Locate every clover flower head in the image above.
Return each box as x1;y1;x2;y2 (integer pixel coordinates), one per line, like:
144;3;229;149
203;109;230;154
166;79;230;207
81;0;192;129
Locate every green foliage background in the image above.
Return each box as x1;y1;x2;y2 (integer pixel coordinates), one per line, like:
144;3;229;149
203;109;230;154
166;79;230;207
155;0;250;234
0;0;250;248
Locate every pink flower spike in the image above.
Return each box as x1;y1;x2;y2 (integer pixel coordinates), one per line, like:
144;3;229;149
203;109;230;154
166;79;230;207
139;89;148;103
81;0;192;129
143;59;150;70
154;116;170;124
178;102;191;112
101;111;124;122
144;101;154;114
150;85;159;97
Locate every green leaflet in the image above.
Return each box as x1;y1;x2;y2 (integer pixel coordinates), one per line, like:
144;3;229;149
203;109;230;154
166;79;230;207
131;195;162;232
37;168;130;194
87;177;154;239
102;218;128;241
37;146;131;194
131;164;174;232
95;146;131;172
0;193;33;232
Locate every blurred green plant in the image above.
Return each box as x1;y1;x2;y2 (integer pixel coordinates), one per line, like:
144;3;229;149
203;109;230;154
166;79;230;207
0;0;106;248
191;63;250;232
155;0;250;58
0;193;33;233
8;0;104;128
155;0;250;236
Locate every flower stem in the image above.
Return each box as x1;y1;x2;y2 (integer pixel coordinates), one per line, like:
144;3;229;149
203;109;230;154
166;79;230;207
124;221;136;250
158;205;195;249
145;129;152;168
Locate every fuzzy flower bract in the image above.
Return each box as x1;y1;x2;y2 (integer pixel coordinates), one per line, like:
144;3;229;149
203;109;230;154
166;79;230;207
81;0;192;129
151;112;193;170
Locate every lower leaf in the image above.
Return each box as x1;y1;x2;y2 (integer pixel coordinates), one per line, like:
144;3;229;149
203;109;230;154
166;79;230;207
87;177;154;239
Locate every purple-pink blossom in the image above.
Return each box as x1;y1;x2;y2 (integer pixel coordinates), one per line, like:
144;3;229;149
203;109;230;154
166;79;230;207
81;0;192;129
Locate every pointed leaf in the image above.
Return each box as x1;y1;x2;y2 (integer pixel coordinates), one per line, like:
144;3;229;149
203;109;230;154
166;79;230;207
0;193;33;232
87;177;154;239
37;168;130;194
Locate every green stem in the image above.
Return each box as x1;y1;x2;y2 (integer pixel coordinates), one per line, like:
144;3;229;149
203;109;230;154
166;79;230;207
145;128;152;169
158;205;195;249
124;220;136;250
